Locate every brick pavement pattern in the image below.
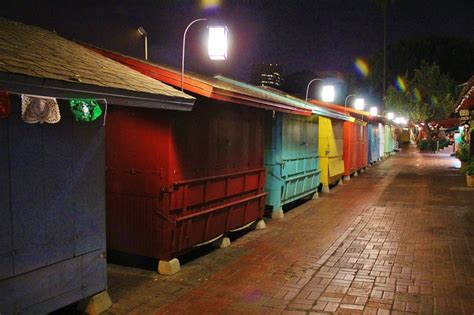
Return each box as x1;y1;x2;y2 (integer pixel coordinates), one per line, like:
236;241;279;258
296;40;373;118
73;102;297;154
104;147;474;315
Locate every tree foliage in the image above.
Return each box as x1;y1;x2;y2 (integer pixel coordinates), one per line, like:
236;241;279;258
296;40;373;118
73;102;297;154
367;36;474;99
384;61;457;123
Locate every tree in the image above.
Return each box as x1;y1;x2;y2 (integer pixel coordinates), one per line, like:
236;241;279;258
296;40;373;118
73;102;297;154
373;0;396;104
384;62;457;148
367;36;474;101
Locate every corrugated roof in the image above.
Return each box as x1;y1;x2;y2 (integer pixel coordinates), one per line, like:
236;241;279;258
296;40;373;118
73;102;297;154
0;18;195;110
88;45;313;116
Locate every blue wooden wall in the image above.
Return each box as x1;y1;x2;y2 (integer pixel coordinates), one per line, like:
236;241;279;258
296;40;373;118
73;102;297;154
264;113;320;213
0;95;106;314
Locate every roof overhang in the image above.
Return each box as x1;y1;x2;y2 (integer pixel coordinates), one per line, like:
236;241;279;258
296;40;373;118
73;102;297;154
455;76;474;112
0;72;194;111
88;46;312;116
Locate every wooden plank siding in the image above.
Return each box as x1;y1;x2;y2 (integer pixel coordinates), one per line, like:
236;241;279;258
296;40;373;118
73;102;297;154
0;96;106;314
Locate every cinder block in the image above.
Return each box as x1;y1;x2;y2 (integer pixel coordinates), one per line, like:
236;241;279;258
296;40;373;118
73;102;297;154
255;219;266;230
77;291;112;314
158;258;181;275
343;175;351;181
271;208;284;219
213;237;231;248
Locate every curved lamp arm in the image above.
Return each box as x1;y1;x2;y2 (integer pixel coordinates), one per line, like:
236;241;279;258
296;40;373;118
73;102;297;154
181;18;207;91
305;78;322;101
344;94;356;113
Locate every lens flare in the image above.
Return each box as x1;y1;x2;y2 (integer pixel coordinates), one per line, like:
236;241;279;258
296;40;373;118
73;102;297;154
354;58;369;77
200;0;221;10
394;76;407;92
413;88;421;102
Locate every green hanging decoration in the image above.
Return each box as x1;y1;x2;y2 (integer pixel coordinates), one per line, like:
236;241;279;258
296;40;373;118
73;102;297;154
69;99;102;122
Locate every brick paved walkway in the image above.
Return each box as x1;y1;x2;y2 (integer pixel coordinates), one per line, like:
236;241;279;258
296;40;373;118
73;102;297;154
104;147;474;315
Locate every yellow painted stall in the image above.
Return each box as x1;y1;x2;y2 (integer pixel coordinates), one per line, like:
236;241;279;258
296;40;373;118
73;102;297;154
319;116;345;192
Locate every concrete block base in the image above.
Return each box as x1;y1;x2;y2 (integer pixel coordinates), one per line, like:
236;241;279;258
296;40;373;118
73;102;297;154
360;168;365;173
255;219;266;230
77;291;112;315
338;179;344;186
343;175;351;181
353;171;358;177
321;185;330;193
271;208;284;219
158;258;181;275
213;237;231;248
311;192;319;199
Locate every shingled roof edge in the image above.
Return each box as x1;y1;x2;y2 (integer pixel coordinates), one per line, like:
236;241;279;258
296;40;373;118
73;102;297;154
0;72;194;111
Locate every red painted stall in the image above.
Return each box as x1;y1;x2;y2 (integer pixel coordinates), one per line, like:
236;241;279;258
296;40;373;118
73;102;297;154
343;121;369;177
90;47;312;273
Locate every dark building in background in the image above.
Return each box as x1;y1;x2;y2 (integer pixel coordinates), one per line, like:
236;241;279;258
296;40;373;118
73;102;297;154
251;63;283;88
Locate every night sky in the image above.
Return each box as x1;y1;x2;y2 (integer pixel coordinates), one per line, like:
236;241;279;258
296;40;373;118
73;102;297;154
3;0;474;82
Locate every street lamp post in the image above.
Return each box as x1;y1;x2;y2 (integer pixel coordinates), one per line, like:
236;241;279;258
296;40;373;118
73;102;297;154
344;94;365;113
181;19;228;91
344;94;355;113
138;27;148;60
181;18;207;91
305;79;334;102
305;78;322;101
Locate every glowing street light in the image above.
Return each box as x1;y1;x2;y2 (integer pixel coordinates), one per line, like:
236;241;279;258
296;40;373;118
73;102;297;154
321;85;335;102
354;98;365;110
387;112;395;120
138;27;148;60
208;26;228;60
369;106;378;116
305;78;334;102
181;19;228;91
344;94;364;113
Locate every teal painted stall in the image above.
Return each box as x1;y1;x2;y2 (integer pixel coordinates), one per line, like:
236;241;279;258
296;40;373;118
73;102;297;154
384;124;392;156
368;123;380;163
264;113;320;217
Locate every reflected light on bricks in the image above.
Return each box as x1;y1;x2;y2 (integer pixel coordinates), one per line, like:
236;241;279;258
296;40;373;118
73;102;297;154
244;290;263;302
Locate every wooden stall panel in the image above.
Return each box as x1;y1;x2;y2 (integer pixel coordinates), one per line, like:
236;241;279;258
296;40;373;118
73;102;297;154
378;123;385;158
106;106;170;258
362;126;369;167
0;112;13;280
164;193;266;258
171;101;264;181
168;169;265;215
106;193;158;258
106;107;169;195
0;250;106;315
73;110;106;256
1;99;106;314
264;114;319;209
329;157;345;177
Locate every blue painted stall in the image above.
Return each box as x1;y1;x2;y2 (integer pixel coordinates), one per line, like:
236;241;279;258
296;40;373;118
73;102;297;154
0;97;107;314
264;113;320;218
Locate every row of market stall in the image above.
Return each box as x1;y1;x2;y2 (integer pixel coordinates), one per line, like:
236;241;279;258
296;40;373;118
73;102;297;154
0;18;399;314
